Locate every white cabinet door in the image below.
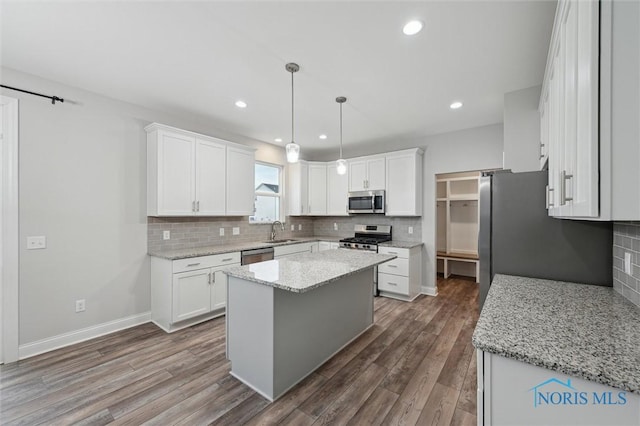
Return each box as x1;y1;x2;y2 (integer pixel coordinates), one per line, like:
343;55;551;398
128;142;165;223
226;146;255;215
385;150;422;216
287;161;309;216
319;241;332;251
308;163;327;215
327;162;349;215
196;138;226;216
158;130;195;215
210;267;228;311
348;159;368;191
366;157;386;190
172;269;212;323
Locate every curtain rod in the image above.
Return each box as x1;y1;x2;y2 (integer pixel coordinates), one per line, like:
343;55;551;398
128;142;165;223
1;84;64;104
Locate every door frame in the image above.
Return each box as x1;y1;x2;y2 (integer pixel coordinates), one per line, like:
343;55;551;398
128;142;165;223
1;95;19;363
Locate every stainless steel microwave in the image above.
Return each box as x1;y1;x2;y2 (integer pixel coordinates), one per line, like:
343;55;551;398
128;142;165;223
348;190;385;214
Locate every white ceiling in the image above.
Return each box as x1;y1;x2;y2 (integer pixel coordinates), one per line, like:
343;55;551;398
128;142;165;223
1;1;556;158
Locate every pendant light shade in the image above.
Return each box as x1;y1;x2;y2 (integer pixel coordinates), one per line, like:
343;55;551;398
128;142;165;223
336;96;347;175
285;63;300;163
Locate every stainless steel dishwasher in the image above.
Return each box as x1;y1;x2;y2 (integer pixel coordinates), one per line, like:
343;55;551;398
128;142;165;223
240;247;275;265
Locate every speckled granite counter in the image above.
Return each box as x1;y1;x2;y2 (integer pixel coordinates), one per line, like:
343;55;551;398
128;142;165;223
223;249;395;293
472;274;640;394
148;236;342;260
379;241;423;249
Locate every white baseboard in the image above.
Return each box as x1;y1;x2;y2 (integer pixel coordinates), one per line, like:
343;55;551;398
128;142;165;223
19;312;152;360
421;286;438;296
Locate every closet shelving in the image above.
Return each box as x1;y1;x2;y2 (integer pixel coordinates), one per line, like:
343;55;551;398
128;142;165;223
436;171;480;282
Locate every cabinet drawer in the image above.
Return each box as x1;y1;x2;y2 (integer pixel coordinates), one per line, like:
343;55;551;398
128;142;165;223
378;258;409;276
173;252;240;273
378;246;409;259
378;273;409;295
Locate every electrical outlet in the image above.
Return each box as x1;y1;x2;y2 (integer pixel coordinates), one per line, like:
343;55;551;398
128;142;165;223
163;230;170;240
27;236;46;250
75;299;86;313
291;224;295;231
408;226;414;234
298;224;302;231
333;223;338;231
219;228;225;236
233;227;240;235
625;252;632;275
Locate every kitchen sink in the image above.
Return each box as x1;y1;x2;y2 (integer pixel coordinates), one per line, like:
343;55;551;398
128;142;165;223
264;239;297;244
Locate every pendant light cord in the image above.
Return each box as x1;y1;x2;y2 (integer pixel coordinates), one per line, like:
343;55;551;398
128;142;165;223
339;102;343;158
291;70;295;143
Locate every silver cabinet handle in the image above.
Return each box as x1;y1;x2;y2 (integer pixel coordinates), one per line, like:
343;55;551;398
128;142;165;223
222;258;233;262
192;201;195;212
388;282;398;286
187;262;201;267
212;272;216;284
196;201;200;211
540;142;545;159
546;186;554;209
560;170;573;205
208;272;211;284
388;264;398;268
387;251;398;255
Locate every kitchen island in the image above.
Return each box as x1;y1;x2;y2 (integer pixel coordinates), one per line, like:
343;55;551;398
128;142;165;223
223;249;395;401
473;274;640;425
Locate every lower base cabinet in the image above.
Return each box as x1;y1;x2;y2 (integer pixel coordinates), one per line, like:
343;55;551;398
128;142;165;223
477;350;640;425
377;245;422;301
151;252;240;332
274;242;319;258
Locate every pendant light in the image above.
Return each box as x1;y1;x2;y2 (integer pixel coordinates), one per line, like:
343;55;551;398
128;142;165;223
285;62;300;163
335;96;347;175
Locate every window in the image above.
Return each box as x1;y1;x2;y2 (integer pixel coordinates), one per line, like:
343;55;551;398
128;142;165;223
249;162;283;223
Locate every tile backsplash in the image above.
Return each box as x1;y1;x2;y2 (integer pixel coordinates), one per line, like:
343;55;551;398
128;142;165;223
613;222;640;307
148;215;422;252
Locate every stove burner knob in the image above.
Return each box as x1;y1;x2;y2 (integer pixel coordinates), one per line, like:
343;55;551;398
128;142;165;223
364;245;370;249
355;244;359;248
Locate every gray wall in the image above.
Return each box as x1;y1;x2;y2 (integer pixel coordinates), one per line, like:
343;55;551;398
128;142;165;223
2;67;285;345
613;222;640;307
503;85;542;172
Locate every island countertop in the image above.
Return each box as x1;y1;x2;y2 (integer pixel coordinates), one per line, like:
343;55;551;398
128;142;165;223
223;249;395;293
472;274;640;394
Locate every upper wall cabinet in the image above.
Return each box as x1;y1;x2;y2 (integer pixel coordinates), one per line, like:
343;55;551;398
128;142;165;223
349;155;386;191
287;160;309;216
326;162;349;215
146;123;255;217
308;162;328;215
385;149;423;216
541;0;640;220
287;160;349;217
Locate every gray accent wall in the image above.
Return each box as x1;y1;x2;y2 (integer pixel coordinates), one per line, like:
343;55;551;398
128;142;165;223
613;222;640;307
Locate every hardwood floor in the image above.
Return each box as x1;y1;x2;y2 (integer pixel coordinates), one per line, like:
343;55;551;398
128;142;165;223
0;277;479;425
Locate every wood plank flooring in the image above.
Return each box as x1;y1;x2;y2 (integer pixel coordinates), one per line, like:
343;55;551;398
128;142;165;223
0;276;479;425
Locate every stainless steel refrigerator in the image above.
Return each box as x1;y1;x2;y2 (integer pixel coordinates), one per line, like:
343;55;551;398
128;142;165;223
478;170;612;309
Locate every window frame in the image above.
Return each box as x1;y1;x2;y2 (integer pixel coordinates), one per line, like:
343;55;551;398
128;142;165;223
249;161;285;224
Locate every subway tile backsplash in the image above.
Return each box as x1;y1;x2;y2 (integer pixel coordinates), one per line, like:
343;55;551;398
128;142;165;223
148;215;422;252
613;222;640;307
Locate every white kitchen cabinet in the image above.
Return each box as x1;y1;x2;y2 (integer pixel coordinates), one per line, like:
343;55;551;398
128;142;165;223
541;0;640;220
308;162;327;215
287;160;309;216
318;241;339;251
349;155;386;191
226;146;255;215
326;162;349;216
150;252;240;332
146;123;255;217
385;149;423;216
377;245;422;302
274;241;318;258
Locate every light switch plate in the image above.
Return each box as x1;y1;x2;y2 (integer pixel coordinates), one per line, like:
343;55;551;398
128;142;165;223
408;226;414;234
27;236;46;250
219;228;225;236
291;224;295;231
333;223;338;231
163;230;170;240
624;252;632;275
233;227;240;235
298;224;302;231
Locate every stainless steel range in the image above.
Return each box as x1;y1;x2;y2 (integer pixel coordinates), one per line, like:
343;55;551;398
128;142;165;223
339;224;392;252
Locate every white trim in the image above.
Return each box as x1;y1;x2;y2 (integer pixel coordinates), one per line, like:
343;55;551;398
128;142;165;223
18;312;151;360
421;286;438;296
1;96;19;364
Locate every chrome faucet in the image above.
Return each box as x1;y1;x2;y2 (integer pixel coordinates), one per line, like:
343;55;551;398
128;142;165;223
270;220;285;241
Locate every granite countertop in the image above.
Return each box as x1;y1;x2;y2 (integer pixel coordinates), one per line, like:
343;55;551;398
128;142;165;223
379;241;423;249
223;249;396;293
148;236;342;260
472;274;640;394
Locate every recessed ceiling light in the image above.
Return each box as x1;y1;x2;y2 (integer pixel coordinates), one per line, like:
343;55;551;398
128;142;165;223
403;20;424;36
319;134;327;140
274;138;283;143
235;100;247;108
450;101;463;109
